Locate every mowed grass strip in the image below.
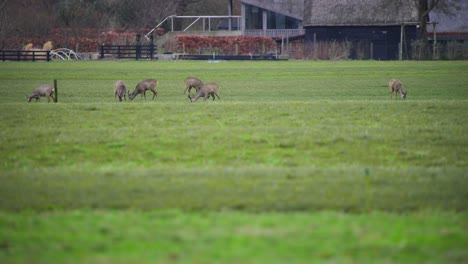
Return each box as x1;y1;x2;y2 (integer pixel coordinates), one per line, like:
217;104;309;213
1;166;466;212
1;100;466;168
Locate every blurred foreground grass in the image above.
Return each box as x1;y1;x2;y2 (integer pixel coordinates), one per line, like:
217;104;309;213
1;210;466;264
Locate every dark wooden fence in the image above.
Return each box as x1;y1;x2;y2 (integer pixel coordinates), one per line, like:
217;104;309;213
99;44;156;60
1;50;51;61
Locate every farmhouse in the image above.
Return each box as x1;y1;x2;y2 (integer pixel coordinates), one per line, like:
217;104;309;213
239;0;420;60
303;0;419;60
144;0;465;60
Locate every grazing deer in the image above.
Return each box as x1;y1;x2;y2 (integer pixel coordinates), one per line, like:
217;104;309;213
128;79;158;100
184;77;204;95
389;79;407;99
114;80;127;102
26;84;55;103
189;82;221;102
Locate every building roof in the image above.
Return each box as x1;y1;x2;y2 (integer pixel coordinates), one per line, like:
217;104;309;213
303;0;419;26
241;0;304;20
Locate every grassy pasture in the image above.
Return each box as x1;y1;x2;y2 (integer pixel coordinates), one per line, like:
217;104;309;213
0;60;467;263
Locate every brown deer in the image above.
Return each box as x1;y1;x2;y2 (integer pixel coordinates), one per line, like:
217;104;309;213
389;79;407;99
189;82;221;102
184;77;204;95
128;79;158;100
114;80;127;102
26;84;55;103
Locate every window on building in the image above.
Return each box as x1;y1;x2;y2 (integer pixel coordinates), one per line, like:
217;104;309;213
245;4;262;29
244;4;301;30
267;11;300;29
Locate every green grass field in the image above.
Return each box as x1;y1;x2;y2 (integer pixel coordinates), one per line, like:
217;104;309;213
0;60;467;263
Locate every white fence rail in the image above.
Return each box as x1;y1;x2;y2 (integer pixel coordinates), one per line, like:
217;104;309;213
146;15;241;39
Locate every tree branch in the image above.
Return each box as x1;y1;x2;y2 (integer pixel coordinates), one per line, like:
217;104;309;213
0;0;8;10
422;0;440;17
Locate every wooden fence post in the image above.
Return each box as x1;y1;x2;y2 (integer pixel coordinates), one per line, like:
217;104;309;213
100;45;104;59
136;45;141;60
54;79;58;103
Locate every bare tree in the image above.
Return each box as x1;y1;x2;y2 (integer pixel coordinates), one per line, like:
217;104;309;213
127;0;178;29
0;0;57;48
56;0;115;28
415;0;463;37
0;0;239;49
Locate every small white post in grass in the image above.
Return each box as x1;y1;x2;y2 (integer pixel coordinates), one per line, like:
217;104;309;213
54;79;58;103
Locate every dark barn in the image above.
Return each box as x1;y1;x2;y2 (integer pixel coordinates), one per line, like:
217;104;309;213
303;0;419;60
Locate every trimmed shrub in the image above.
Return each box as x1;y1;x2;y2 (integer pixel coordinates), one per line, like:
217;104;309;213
175;36;276;55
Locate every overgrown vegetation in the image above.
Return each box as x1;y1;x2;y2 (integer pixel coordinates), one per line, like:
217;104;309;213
0;60;467;263
412;39;468;60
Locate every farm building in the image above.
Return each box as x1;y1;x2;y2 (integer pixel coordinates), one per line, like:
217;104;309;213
302;0;419;60
147;0;466;59
240;0;420;60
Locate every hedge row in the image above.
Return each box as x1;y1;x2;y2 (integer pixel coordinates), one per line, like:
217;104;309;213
176;36;276;55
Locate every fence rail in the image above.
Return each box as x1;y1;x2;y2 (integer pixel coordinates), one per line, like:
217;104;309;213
1;50;51;61
99;44;156;60
146;15;241;38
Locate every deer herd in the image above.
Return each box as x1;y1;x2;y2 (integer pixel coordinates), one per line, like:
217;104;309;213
113;77;221;102
27;77;407;103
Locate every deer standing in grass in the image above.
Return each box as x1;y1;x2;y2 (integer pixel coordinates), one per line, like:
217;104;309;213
114;80;127;102
26;84;55;103
184;77;204;95
189;82;221;102
389;79;407;99
128;79;158;100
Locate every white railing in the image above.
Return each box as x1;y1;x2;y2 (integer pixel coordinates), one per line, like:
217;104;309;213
146;15;241;39
50;48;83;60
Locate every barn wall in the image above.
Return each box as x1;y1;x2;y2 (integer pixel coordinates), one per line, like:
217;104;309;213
305;25;417;60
